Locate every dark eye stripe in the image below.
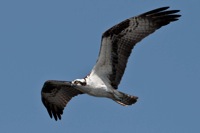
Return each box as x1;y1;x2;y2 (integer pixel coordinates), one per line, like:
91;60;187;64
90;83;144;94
81;82;86;86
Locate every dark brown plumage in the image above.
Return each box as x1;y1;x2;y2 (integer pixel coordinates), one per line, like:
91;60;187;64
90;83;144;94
96;7;181;89
41;7;181;121
41;80;83;120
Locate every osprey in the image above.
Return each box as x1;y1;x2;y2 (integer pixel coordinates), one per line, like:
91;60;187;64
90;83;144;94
41;7;181;120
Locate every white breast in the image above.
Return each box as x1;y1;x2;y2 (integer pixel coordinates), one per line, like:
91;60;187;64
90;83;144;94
80;73;113;98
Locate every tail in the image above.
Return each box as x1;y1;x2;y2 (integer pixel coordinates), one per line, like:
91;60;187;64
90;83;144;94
112;90;138;106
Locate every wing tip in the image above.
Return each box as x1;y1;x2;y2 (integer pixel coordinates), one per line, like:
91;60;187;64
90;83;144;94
139;6;181;28
42;97;62;121
140;6;169;16
47;105;63;121
141;6;181;17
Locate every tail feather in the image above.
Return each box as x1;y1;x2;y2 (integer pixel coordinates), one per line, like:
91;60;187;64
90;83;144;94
113;91;138;106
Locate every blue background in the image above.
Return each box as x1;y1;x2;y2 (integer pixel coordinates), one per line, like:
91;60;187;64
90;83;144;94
0;1;199;133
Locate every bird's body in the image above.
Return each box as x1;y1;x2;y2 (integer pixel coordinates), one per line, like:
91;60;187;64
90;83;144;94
73;76;111;97
41;7;181;120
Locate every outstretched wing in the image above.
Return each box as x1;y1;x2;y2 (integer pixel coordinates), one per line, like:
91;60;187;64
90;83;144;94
41;80;83;120
90;7;181;89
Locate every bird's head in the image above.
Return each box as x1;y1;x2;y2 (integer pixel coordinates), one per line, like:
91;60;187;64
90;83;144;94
72;79;86;86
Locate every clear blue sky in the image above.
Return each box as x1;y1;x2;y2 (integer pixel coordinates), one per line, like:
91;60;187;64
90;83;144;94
0;1;199;133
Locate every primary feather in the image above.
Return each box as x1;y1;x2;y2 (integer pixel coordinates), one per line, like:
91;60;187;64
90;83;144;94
41;7;181;120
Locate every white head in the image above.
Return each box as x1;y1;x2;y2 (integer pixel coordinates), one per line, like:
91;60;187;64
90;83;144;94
72;78;86;86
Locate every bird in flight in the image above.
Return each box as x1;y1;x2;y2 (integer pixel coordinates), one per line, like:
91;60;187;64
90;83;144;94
41;7;181;121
